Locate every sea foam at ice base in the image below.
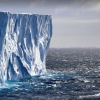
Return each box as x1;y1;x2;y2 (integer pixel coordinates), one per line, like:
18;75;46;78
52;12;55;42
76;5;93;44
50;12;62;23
0;12;52;85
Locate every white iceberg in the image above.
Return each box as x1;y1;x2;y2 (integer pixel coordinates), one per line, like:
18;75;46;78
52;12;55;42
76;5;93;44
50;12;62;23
0;12;52;85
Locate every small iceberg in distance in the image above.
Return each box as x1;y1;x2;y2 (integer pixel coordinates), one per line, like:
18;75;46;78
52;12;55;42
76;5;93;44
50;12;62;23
0;12;52;86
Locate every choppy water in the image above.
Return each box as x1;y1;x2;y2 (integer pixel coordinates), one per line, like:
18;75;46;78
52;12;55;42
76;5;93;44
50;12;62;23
1;48;100;100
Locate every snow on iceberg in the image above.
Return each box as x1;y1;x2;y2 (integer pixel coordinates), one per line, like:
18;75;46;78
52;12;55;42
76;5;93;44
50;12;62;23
0;12;52;85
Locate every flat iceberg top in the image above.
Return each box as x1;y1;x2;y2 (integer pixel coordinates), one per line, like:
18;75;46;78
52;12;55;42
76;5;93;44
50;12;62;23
1;11;51;16
0;11;52;86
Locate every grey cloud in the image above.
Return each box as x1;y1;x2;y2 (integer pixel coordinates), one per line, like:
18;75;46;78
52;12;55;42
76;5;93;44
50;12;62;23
1;0;100;9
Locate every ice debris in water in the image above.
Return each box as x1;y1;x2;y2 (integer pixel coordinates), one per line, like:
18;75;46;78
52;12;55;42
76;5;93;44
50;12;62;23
0;12;52;85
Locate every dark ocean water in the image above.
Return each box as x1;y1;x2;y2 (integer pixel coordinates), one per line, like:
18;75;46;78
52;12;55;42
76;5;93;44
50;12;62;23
0;48;100;100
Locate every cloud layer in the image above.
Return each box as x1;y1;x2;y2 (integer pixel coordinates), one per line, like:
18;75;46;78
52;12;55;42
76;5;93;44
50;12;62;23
0;0;100;48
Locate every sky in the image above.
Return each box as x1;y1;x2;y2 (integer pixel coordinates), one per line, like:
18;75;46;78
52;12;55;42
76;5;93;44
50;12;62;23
0;0;100;48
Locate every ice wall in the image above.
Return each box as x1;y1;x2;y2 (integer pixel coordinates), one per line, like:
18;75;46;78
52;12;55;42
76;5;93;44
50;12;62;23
0;12;52;85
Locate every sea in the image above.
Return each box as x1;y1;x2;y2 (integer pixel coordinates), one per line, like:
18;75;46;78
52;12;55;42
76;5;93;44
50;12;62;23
0;48;100;100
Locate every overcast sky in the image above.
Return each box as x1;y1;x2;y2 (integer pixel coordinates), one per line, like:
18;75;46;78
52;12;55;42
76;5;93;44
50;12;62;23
0;0;100;48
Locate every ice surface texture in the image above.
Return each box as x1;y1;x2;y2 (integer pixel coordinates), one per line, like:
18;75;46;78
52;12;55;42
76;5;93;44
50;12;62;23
0;12;52;85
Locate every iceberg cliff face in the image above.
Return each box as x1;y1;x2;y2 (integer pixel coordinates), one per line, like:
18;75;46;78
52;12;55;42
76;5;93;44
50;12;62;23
0;12;52;84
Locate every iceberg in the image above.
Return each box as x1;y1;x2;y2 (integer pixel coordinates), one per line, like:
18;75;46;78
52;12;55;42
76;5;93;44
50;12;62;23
0;12;52;85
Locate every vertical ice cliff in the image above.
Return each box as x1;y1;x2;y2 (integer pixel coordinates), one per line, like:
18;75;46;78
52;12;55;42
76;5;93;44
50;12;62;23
0;12;52;85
